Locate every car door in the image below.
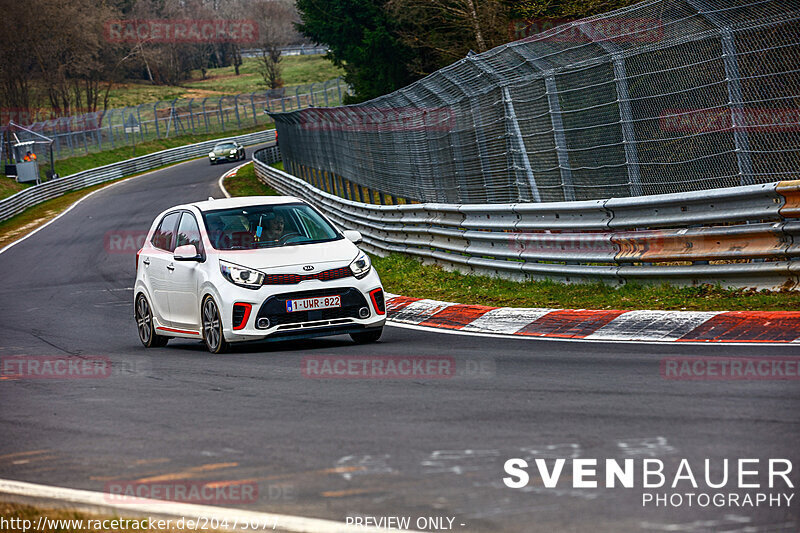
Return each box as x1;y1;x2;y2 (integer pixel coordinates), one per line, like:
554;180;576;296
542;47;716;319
167;211;203;330
143;211;180;327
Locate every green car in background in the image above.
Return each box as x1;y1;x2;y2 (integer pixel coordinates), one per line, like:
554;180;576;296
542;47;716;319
208;141;246;165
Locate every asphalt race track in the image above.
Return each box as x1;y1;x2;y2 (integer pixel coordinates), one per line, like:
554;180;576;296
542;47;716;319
1;148;799;532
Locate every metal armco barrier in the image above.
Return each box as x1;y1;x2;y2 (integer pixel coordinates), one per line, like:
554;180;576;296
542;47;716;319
253;148;800;289
0;130;275;224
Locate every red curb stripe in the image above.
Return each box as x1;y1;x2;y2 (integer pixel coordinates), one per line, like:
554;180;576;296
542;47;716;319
516;309;628;338
385;296;421;315
677;312;800;343
418;304;496;330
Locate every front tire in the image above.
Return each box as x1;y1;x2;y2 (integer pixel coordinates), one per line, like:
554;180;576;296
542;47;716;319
136;294;169;348
350;328;383;344
202;296;228;354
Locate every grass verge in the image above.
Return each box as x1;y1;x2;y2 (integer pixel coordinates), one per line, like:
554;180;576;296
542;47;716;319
222;162;277;197
372;254;800;311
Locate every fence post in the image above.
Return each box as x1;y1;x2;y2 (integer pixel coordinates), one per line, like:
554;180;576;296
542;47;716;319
188;99;196;133
202;98;210;133
295;86;302;109
509;46;576;201
137;104;146;141
502;87;541;202
250;93;258;126
233;95;241;129
577;23;643;197
686;0;754;186
153;102;161;138
323;80;330;107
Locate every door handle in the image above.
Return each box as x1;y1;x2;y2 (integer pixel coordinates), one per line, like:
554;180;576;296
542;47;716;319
142;259;150;266
167;264;175;271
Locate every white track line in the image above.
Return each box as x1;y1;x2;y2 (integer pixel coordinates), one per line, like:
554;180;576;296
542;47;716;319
217;161;251;199
0;479;417;533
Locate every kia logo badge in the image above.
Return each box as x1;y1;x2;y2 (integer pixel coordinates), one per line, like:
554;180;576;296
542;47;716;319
303;265;314;271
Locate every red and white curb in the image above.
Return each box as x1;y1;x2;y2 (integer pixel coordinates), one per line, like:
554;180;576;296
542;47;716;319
385;295;800;344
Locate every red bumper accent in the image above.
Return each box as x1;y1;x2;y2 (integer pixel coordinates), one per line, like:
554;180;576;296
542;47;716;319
369;288;386;315
233;302;252;330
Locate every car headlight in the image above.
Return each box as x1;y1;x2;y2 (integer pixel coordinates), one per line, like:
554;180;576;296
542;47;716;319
230;149;237;154
220;260;265;289
208;152;215;157
349;252;371;279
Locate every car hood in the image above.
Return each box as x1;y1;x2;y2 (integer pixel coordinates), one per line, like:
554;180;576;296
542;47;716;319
211;147;237;155
216;238;359;272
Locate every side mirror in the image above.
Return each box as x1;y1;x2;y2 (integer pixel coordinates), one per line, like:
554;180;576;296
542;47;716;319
343;230;363;244
174;244;202;261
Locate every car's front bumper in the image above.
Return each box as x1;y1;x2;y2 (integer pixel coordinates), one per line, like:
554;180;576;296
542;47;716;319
211;269;386;343
209;153;240;163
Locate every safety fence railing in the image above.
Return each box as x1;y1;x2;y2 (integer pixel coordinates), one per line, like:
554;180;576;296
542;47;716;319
269;0;800;204
0;130;275;224
1;78;346;164
254;148;800;289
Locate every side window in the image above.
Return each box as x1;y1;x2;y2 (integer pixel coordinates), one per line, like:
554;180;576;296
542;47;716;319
176;212;202;252
151;212;180;251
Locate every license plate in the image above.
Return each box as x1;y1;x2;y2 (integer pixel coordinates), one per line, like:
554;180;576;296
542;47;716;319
286;295;341;312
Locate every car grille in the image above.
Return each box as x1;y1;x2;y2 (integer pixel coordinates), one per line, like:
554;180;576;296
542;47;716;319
263;266;352;285
256;288;367;328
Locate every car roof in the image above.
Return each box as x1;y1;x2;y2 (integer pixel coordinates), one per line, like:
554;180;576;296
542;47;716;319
190;195;304;212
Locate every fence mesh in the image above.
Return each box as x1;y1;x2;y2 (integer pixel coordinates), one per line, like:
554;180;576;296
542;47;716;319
1;78;347;166
271;0;800;204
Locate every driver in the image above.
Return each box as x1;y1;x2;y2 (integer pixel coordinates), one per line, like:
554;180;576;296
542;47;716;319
262;214;286;241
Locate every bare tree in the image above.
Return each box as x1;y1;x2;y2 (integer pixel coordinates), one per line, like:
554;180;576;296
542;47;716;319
250;0;300;89
387;0;510;74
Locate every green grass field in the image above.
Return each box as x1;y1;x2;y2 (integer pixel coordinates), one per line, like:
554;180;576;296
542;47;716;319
106;56;344;108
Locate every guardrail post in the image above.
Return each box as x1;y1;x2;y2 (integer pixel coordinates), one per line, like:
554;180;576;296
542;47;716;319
686;0;754;186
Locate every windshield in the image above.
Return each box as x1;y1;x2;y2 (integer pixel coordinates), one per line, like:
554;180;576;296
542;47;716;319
214;143;236;150
202;203;341;250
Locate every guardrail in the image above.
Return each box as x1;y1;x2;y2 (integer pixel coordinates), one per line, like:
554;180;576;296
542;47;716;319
0;130;275;224
253;148;800;289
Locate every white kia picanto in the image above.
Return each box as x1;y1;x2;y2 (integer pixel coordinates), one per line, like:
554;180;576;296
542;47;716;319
134;196;386;353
